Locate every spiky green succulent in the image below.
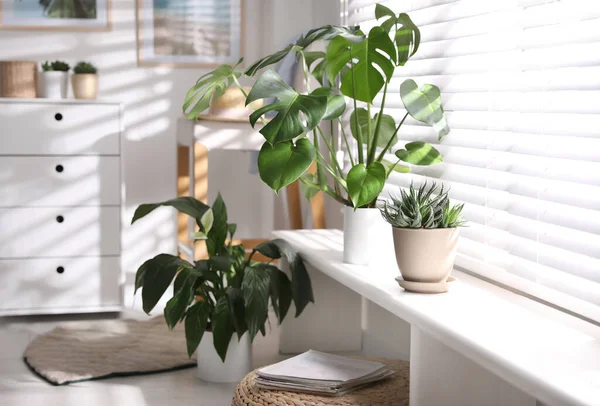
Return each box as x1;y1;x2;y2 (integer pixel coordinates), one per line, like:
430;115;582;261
380;183;465;229
51;61;70;72
41;61;53;72
73;61;97;74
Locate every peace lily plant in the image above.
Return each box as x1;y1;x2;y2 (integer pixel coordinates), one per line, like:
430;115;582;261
183;4;448;210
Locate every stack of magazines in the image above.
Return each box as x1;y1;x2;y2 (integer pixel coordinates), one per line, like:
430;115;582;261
255;350;395;396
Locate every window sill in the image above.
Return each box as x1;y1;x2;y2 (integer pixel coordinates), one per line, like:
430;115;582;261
274;229;600;406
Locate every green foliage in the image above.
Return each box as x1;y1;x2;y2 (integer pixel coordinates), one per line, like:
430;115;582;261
132;195;314;362
380;183;466;229
51;61;70;72
73;61;97;74
183;3;450;209
41;61;53;72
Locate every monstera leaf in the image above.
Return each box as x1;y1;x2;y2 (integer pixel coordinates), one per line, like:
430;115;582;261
244;25;364;77
375;4;420;65
349;108;397;148
395;141;443;166
400;79;450;140
257;138;315;193
182;59;242;118
347;162;387;208
326;27;396;103
246;70;328;144
310;87;346;120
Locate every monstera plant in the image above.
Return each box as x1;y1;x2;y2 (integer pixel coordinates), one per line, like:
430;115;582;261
183;4;449;209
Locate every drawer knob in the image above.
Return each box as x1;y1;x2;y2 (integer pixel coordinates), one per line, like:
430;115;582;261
56;215;64;223
55;164;64;173
56;266;64;274
55;113;63;121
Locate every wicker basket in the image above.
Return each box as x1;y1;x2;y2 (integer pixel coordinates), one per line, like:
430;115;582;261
232;358;410;406
0;61;38;98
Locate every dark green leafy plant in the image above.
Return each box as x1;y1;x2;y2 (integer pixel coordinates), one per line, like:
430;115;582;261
51;61;70;72
379;183;465;229
183;3;449;209
41;61;53;72
73;61;97;74
132;195;314;361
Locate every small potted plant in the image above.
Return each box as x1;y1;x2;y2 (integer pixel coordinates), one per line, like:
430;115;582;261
380;183;465;293
40;60;69;99
72;61;98;99
132;194;314;383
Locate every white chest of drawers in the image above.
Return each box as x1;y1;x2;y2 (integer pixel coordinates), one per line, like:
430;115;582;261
0;99;123;315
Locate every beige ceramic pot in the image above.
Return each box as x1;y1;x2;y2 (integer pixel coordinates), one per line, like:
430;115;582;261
392;227;459;283
72;74;98;99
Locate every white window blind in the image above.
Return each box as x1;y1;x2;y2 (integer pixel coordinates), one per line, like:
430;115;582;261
345;0;600;323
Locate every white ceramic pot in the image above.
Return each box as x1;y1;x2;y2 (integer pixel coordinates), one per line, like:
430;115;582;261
392;227;459;283
196;331;252;383
343;206;392;266
40;71;68;99
72;74;98;100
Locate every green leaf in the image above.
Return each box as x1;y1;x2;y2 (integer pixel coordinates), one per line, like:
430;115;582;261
375;3;395;19
299;173;321;201
245;44;296;77
212;296;235;362
310;88;346;120
326;27;396;103
257;139;315;193
200;209;213;234
184;301;209;357
209;255;235;273
397;13;421;57
395;14;420;65
395;141;443;166
347;162;387;208
206;193;228;256
266;265;293;324
164;267;197;329
382;159;411;174
227;223;237;240
137;254;191;314
254;240;282;259
246;70;328;144
270;239;314;316
192;231;207;240
226;287;248;340
131;197;210;227
182;59;242;118
400;79;450;140
242;266;271;341
350;108;397;148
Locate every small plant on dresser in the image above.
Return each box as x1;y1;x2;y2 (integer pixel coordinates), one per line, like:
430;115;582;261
72;61;98;100
40;60;70;99
131;194;314;383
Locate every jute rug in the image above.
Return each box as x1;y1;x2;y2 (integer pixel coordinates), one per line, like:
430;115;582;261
23;317;196;385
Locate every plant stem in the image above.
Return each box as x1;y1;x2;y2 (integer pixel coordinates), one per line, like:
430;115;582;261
312;130;327;188
366;103;372;164
386;158;402;176
231;74;268;126
329;120;340;196
338;118;356;167
349;49;365;164
376;112;409;162
299;50;312;93
314;148;348;191
316;126;344;177
368;81;388;165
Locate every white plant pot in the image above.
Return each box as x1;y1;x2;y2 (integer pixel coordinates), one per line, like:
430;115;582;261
392;227;459;283
40;71;68;99
343;206;392;265
196;331;252;383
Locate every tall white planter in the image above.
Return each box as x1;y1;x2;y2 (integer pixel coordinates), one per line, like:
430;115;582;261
40;71;68;99
343;206;392;265
196;332;252;383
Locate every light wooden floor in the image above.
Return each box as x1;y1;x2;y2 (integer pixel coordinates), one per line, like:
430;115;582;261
0;310;286;406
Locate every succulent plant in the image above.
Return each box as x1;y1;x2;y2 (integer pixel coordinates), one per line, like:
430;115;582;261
73;61;97;74
41;61;53;72
51;61;70;72
380;183;465;229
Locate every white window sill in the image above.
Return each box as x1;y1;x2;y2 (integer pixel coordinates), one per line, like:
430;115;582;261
273;229;600;406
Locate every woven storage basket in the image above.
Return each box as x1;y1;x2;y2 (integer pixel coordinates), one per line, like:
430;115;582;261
232;358;409;406
0;61;38;98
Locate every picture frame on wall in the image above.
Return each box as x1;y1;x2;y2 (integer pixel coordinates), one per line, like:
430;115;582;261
137;0;243;68
0;0;111;31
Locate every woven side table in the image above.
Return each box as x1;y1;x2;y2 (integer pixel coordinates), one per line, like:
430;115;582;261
232;358;409;406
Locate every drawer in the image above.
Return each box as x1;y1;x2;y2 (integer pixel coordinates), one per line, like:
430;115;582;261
0;102;120;155
0;256;121;313
0;156;120;207
0;206;120;258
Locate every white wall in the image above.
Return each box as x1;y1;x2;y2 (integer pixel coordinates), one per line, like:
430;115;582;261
0;0;340;309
